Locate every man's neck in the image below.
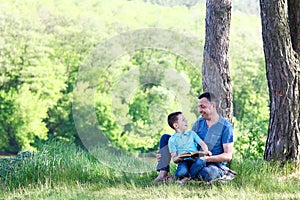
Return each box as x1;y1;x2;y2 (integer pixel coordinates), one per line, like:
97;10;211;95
206;112;220;128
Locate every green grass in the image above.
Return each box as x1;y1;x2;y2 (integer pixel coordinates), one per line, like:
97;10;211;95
1;141;300;200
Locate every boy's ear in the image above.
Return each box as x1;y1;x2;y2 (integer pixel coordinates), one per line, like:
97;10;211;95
173;122;179;129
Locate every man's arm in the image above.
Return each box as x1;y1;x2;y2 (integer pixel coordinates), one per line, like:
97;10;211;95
203;142;233;163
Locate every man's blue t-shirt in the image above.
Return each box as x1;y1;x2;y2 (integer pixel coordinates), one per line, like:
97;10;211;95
191;117;233;156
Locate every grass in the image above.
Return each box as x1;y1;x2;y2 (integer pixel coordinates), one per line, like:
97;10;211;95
0;141;300;200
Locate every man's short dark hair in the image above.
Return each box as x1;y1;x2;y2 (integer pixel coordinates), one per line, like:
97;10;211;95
198;92;218;104
167;111;182;130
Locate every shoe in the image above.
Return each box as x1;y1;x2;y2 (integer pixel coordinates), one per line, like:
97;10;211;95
215;169;237;183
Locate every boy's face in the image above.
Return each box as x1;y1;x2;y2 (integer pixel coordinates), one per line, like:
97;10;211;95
174;114;188;133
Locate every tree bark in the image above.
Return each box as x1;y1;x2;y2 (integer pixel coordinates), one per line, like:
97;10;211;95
260;0;300;162
202;0;233;123
288;0;300;54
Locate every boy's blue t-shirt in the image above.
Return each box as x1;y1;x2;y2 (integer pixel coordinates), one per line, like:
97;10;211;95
191;117;234;156
168;130;202;155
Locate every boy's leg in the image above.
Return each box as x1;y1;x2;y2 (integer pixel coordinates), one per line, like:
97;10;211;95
175;161;190;179
189;158;206;179
154;134;171;181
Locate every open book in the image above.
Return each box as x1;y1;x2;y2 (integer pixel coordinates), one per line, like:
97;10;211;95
178;151;208;158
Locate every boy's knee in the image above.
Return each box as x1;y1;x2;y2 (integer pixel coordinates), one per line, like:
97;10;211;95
195;158;206;166
176;168;189;178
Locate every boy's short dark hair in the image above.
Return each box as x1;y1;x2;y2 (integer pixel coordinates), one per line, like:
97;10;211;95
167;111;182;130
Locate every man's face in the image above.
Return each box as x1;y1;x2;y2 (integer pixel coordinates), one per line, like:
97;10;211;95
198;97;214;119
174;114;188;132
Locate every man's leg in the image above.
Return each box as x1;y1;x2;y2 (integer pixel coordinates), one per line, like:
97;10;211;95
154;134;171;181
198;164;224;182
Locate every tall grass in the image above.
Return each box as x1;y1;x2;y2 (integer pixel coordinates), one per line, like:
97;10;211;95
0;140;155;190
1;141;300;200
0;141;110;189
230;159;300;193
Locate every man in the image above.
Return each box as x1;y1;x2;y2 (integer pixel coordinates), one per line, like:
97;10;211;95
154;92;234;182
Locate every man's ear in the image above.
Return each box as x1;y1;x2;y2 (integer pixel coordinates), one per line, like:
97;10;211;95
211;102;216;109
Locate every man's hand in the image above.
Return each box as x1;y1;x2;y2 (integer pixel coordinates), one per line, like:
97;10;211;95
156;151;162;162
204;142;234;163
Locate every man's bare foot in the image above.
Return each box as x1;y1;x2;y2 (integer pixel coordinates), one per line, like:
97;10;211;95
154;175;174;183
154;170;174;183
154;170;168;182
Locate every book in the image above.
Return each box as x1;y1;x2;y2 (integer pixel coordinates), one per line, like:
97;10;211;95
178;151;208;158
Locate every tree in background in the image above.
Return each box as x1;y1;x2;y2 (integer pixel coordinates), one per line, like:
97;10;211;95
202;0;233;122
0;7;67;152
260;0;300;162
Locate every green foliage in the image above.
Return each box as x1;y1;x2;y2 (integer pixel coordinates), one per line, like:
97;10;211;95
229;11;269;159
0;91;19;152
14;87;49;150
235;122;267;159
93;48;201;153
0;1;68;152
125;86;178;152
0;0;269;158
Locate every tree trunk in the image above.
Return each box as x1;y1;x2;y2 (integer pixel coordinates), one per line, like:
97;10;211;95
288;0;300;54
287;0;300;153
202;0;233;123
260;0;300;162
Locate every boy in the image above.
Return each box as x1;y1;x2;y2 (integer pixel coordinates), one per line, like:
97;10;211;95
167;111;211;184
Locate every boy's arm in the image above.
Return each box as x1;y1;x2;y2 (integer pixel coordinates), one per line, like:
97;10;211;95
198;140;212;156
192;130;211;156
171;152;183;163
168;137;183;163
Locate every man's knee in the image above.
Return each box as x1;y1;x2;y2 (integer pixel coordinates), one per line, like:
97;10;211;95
160;134;171;144
199;165;219;182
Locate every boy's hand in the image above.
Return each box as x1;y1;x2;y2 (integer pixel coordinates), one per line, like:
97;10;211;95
173;155;183;164
204;150;212;156
202;151;212;161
